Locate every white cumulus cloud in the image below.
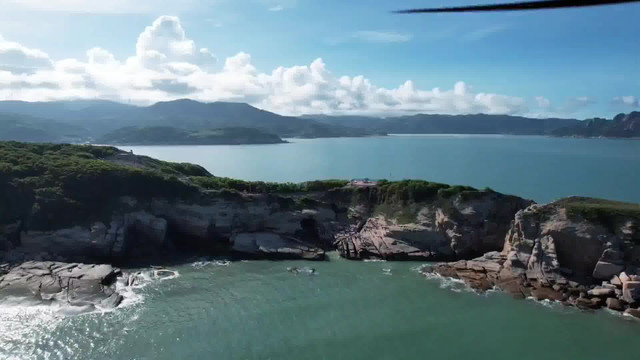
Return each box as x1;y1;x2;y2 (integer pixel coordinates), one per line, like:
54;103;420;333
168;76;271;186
136;16;216;69
0;34;53;74
0;15;533;116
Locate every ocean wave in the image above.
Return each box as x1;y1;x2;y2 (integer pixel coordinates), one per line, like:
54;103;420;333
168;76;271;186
0;267;181;360
525;296;563;309
410;264;430;272
191;260;231;269
0;267;180;318
421;272;474;293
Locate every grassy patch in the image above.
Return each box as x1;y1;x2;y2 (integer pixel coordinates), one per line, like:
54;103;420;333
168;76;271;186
559;197;640;224
190;176;349;194
375;179;477;203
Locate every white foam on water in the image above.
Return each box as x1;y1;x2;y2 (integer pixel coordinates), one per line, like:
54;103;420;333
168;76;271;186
525;297;563;309
191;260;231;269
421;272;473;293
410;264;431;273
363;258;387;263
155;268;180;281
0;266;181;359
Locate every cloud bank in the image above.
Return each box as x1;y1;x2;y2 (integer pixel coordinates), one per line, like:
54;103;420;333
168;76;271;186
0;15;589;116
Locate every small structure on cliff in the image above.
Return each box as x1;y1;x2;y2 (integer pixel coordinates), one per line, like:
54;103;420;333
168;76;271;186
349;178;378;188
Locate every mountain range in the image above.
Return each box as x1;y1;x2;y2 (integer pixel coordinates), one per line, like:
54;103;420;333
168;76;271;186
0;99;637;143
550;112;640;138
303;114;582;135
0;99;374;141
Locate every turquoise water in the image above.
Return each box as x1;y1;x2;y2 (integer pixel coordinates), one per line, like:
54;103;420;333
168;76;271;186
2;257;639;360
120;135;640;203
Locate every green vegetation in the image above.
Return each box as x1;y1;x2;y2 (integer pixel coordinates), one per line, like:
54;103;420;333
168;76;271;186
0;141;494;229
0;113;89;143
190;176;349;194
0;142;203;229
97;126;286;145
559;197;640;225
374;179;477;203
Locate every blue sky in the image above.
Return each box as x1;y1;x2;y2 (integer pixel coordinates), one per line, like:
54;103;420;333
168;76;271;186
0;0;638;118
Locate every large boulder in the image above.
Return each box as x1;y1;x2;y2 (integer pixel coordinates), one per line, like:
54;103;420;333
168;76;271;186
0;261;123;311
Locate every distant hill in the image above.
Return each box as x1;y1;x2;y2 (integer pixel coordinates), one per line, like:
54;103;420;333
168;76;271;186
552;112;640;138
304;114;582;135
2;99;633;141
0;99;375;139
97;126;287;145
0;113;89;143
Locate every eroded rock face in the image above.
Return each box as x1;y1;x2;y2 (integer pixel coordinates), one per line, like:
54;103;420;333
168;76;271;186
500;202;632;282
1;188;531;264
424;200;640;314
152;196;332;259
3;211;169;264
336;192;532;261
231;233;324;260
0;261;123;311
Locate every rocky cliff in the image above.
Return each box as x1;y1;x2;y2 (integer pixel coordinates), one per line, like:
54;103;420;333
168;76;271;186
424;197;640;316
335;190;531;261
0;142;533;266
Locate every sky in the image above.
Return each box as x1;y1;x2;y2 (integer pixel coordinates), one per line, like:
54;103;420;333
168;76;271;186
0;0;638;119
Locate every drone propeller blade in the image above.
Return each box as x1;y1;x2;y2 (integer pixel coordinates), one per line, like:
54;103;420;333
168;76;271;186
394;0;640;13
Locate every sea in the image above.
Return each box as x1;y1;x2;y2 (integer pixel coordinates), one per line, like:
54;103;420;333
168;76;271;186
1;135;639;360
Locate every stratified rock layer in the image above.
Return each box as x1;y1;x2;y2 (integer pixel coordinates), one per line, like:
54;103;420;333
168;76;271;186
423;199;640;314
336;192;532;261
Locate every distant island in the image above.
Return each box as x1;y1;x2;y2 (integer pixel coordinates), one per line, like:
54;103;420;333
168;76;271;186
551;112;640;138
303;113;581;136
0;99;637;142
97;126;287;145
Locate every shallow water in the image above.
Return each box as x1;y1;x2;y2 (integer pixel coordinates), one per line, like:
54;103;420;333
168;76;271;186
2;257;639;360
119;135;640;203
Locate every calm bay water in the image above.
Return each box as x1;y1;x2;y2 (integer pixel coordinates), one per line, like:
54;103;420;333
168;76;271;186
120;135;640;203
3;135;640;360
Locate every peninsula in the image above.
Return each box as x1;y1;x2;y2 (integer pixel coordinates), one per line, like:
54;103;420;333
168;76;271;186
1;141;639;318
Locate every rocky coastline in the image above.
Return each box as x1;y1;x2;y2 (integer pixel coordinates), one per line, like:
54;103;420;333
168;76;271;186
421;199;640;317
1;142;639;318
